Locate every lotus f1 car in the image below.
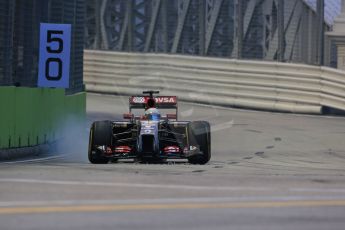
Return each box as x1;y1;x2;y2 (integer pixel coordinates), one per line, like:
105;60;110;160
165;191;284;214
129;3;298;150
88;91;211;164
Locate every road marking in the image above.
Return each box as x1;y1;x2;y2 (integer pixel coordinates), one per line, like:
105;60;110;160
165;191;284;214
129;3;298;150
2;195;345;207
0;155;66;164
90;93;345;120
290;188;345;193
0;200;345;215
182;101;345;120
0;178;271;191
2;178;345;194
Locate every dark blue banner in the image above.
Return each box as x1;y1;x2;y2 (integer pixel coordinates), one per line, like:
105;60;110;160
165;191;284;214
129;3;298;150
38;23;71;88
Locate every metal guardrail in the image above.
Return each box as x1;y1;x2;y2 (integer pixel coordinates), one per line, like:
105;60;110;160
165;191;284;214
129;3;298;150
83;50;345;114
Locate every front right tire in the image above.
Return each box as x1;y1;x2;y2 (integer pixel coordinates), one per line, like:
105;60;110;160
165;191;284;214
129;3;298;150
187;121;211;165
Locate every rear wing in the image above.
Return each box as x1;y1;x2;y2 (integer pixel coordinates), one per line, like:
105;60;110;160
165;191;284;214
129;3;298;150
127;96;178;120
129;96;177;110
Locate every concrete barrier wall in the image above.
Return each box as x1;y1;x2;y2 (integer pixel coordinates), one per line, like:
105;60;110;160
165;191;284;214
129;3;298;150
0;87;85;150
84;50;345;114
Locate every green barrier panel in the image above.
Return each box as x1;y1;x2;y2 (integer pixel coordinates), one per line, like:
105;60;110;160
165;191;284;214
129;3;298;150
0;87;15;148
14;88;31;147
0;86;86;150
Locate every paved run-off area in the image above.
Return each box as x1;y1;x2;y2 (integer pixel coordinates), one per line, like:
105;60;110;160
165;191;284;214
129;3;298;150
1;93;345;230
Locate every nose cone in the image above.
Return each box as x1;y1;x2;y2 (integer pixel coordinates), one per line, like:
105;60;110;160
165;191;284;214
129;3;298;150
138;120;160;155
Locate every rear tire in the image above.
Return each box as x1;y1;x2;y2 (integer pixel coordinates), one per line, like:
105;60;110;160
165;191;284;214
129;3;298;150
88;120;113;164
187;121;211;165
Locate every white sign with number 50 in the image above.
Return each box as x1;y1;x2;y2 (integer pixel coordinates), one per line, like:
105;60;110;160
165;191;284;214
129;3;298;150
38;23;71;88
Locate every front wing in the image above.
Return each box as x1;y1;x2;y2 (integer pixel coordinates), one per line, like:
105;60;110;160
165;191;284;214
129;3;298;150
94;121;203;160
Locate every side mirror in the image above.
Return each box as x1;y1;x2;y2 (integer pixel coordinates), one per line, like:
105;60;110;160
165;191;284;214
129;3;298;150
123;113;133;119
166;114;177;120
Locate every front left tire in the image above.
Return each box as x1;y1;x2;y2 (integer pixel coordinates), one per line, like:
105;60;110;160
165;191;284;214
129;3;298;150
88;120;113;164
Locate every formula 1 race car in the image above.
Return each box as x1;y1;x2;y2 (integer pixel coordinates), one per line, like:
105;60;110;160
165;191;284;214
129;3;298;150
88;91;211;164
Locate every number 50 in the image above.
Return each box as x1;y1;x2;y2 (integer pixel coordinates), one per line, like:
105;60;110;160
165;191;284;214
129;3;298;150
45;30;63;81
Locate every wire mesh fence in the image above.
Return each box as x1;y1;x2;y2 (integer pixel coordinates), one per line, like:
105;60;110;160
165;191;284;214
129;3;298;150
0;0;85;94
84;0;337;67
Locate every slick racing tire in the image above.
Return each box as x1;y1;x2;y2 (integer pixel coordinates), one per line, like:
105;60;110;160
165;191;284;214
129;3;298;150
88;120;113;164
187;121;211;165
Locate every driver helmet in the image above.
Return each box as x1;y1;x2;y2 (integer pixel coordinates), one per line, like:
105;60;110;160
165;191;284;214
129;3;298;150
145;108;161;121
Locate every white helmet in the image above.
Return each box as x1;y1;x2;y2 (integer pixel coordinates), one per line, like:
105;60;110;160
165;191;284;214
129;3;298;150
145;108;161;121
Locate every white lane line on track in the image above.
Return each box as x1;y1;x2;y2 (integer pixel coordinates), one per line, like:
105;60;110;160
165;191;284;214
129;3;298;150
2;178;345;194
0;154;67;164
89;93;345;120
0;178;270;191
290;188;345;193
2;195;345;207
182;101;345;120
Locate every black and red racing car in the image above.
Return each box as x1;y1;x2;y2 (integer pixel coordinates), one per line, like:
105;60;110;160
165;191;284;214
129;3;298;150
88;91;211;164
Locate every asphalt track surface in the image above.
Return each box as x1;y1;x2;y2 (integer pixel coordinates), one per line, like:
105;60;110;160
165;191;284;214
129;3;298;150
1;93;345;230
